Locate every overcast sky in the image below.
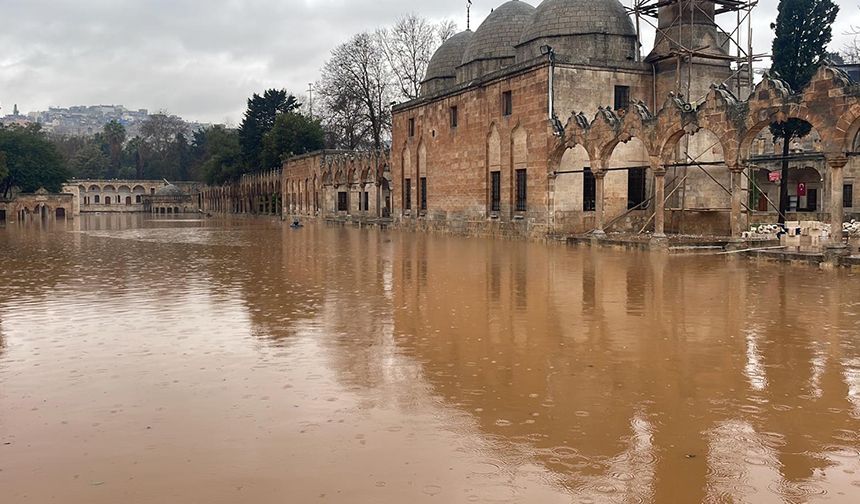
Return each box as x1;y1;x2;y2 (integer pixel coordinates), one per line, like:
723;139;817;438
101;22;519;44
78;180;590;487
1;0;857;124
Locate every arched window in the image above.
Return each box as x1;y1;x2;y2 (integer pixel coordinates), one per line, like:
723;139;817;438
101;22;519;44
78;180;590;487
126;196;132;205
105;196;111;205
94;195;100;204
135;195;142;203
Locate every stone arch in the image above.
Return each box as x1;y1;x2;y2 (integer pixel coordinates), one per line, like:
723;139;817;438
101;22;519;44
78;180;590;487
511;125;528;212
401;145;412;211
417;140;427;211
553;144;593;232
487;123;502;214
605;137;651;216
840;105;860;153
312;174;319;212
739;112;824;162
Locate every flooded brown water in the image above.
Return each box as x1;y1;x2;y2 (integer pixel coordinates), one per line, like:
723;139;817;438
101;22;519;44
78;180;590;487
1;215;860;503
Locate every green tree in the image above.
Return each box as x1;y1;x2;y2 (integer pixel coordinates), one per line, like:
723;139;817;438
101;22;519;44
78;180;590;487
0;124;69;198
770;0;839;223
124;136;146;179
260;112;324;169
70;143;110;179
199;126;243;185
0;152;8;189
136;113;190;180
103;120;126;178
238;90;300;172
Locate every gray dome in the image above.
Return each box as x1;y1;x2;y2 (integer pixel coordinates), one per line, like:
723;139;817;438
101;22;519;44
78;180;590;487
520;0;635;44
424;30;474;83
155;184;186;197
461;1;537;65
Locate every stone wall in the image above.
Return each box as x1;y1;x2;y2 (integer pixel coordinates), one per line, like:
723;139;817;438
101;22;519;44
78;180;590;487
392;60;658;238
62;180;201;215
282;150;390;221
0;191;74;223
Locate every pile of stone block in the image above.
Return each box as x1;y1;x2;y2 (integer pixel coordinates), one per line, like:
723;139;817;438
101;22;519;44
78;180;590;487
781;221;830;248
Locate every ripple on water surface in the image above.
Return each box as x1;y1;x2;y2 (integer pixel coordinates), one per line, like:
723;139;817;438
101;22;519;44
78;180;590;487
0;215;859;503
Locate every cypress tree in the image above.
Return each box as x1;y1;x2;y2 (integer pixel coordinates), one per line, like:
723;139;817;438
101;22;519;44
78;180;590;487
769;0;838;223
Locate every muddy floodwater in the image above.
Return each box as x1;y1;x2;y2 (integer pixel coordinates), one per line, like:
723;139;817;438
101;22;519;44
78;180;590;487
1;215;860;503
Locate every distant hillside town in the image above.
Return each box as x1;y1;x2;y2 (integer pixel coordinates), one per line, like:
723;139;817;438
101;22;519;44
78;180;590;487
0;103;210;137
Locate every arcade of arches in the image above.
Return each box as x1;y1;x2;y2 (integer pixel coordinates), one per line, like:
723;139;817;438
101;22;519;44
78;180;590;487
61;180;201;215
0;189;74;224
199;151;392;222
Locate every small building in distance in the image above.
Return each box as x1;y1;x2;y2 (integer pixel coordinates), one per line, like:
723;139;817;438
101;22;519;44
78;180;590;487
61;180;202;215
0;188;74;224
144;183;195;214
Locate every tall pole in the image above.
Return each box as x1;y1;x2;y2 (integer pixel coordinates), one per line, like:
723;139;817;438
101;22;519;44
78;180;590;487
308;83;314;120
467;0;471;31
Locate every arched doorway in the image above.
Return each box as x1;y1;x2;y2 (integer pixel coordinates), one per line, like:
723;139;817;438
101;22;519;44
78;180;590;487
552;144;593;234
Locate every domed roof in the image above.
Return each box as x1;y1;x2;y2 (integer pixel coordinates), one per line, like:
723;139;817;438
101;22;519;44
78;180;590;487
424;30;474;83
520;0;635;45
155;184;186;197
461;0;537;65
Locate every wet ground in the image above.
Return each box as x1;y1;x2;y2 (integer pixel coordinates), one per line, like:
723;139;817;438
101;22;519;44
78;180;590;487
1;214;859;503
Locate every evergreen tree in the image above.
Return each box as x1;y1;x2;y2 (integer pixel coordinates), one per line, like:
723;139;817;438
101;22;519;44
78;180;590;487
197;126;243;185
70;143;110;179
769;0;838;223
238;90;300;172
103;120;126;178
260;112;324;170
0;124;69;198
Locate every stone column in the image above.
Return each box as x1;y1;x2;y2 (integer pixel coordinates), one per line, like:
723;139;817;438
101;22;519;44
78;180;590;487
593;169;606;236
730;165;745;240
651;157;666;238
827;156;849;246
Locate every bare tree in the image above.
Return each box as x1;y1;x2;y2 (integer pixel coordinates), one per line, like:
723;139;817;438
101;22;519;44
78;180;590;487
378;14;458;101
437;19;458;44
844;7;860;63
318;32;393;150
843;38;860;63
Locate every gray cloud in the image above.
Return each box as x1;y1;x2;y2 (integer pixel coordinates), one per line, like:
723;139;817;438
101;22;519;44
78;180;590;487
1;0;857;124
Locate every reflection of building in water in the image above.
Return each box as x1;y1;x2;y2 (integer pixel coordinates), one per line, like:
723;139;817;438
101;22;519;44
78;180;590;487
382;232;860;501
61;180;201;215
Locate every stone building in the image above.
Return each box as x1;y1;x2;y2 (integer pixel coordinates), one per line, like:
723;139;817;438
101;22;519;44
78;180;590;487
0;188;74;224
389;0;860;239
282;150;391;221
61;180;202;215
143;183;195;214
198;0;860;245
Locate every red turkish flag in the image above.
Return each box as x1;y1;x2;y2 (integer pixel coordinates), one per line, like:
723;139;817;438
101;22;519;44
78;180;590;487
797;182;807;197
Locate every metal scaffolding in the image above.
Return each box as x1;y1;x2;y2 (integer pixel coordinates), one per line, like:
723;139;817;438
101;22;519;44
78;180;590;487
627;0;765;101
